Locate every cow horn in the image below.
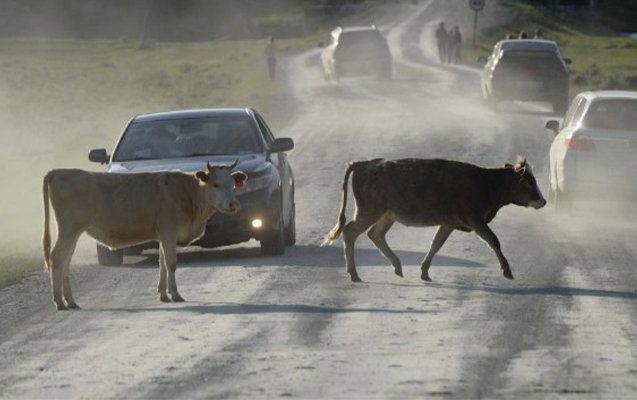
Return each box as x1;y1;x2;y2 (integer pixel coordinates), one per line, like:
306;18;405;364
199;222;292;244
228;159;238;170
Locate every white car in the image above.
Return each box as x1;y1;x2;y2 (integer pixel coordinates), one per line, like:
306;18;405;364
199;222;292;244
545;90;637;210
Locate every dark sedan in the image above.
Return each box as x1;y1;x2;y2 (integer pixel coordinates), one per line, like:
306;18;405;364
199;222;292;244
88;108;295;265
480;39;571;114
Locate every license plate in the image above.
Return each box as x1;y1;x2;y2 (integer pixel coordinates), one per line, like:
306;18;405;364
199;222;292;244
517;80;544;88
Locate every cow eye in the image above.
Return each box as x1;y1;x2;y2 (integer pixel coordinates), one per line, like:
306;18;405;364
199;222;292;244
212;182;220;189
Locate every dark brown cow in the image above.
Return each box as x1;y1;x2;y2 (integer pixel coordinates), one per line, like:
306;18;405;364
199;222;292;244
323;157;546;282
42;162;247;310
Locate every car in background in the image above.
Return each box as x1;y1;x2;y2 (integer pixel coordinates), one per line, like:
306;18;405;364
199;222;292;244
480;39;571;114
319;25;392;82
545;90;637;210
88;108;295;265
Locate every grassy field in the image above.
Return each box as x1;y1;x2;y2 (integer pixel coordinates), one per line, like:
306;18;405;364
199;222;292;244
0;34;320;288
465;1;637;95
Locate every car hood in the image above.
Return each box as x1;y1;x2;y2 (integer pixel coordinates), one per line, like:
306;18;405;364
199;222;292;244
108;154;269;175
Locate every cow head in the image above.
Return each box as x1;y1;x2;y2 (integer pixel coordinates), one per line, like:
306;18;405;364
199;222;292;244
196;161;247;214
507;157;546;209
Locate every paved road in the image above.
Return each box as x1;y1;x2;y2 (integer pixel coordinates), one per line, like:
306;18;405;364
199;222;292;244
1;1;636;399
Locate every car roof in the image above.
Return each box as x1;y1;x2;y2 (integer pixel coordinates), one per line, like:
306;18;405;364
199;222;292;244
577;90;637;101
133;108;253;122
498;39;560;52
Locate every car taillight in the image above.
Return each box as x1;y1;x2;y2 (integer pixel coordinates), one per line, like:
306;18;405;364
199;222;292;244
565;136;596;152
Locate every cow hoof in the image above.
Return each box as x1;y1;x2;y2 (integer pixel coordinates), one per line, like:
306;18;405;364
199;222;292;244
394;268;403;278
421;273;432;282
349;274;362;283
160;293;171;303
503;270;514;280
55;302;68;311
66;302;81;310
171;293;186;302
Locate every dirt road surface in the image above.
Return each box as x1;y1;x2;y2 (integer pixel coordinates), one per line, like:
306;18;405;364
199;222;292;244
1;1;636;399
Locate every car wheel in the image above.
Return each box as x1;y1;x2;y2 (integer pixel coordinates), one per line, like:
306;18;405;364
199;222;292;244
284;200;296;246
482;91;497;110
96;243;123;266
261;206;285;256
554;189;573;213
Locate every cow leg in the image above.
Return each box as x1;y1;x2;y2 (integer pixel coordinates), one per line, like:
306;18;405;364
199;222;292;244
471;222;514;280
420;226;453;282
61;234;81;309
49;230;81;310
366;214;402;277
157;249;170;303
342;214;378;282
159;241;185;302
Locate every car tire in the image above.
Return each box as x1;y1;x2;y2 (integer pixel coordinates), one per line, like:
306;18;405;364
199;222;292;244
96;243;124;266
554;189;573;213
260;205;285;256
284;200;296;246
482;91;497;110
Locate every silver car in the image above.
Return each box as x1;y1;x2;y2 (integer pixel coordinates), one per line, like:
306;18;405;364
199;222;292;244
545;90;637;210
88;108;295;265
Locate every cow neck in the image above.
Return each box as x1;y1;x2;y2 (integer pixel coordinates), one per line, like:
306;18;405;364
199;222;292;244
489;167;517;208
196;182;217;219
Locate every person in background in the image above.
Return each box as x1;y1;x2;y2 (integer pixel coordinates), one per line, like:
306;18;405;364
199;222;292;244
264;35;277;81
534;28;545;39
518;30;528;39
434;21;448;64
450;25;462;64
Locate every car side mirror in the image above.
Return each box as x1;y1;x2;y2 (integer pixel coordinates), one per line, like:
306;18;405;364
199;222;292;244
89;148;110;164
270;137;294;153
545;120;560;135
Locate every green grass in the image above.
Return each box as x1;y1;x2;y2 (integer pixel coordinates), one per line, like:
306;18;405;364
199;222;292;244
463;1;637;95
0;255;43;288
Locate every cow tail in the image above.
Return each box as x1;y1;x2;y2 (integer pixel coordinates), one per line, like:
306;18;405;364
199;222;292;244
42;171;53;271
322;161;357;245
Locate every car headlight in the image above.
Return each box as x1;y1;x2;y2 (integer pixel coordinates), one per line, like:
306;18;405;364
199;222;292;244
236;174;273;194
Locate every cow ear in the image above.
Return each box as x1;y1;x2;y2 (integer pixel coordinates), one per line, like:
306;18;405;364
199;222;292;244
232;171;247;188
196;170;210;183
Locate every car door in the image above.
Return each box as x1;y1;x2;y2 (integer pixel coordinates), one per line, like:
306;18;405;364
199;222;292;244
253;111;294;220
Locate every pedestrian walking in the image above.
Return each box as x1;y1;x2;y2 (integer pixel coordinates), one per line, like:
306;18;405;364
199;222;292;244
264;35;277;81
435;21;448;64
450;25;462;64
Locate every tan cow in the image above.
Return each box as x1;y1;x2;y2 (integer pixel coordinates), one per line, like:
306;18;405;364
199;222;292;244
42;162;247;311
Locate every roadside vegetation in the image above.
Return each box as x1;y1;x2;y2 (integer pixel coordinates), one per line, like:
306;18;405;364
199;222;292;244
466;1;637;95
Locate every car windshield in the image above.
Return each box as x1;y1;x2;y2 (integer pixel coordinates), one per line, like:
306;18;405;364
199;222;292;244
112;116;263;161
497;52;565;75
583;99;637;131
336;30;388;58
